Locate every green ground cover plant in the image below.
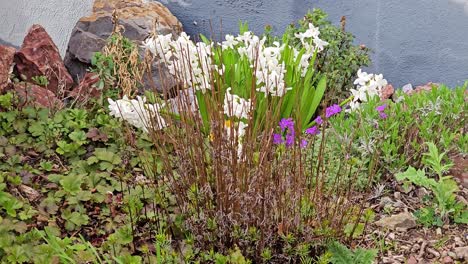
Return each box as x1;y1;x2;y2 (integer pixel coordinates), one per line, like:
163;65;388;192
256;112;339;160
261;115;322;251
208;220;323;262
396;142;467;226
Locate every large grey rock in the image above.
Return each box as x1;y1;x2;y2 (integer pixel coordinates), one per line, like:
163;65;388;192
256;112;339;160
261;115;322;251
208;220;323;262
64;0;183;93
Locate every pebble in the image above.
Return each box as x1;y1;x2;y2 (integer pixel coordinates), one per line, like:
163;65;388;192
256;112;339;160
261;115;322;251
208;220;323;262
394;191;401;200
454;236;464;247
426;247;440;258
412;244;421;253
441;250;447;258
379;196;394;207
442;256;454;263
454;246;468;260
407;255;418;264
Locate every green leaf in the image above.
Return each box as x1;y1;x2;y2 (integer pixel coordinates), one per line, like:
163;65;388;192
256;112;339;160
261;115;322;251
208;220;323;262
28;122;45;137
395;166;436;189
69;130;87;145
304;76;326;129
328;242;353;264
60;174;83;195
62;211;89;231
94;148;121;164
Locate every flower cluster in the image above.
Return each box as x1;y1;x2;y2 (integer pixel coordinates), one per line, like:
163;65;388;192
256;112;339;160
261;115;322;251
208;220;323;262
222;32;292;97
223;87;252;119
273;103;342;148
108;96;167;133
274;118;307;147
221;23;326;96
376;104;388;119
294;23;329;77
295;23;329;53
145;24;327;110
144;32;213;93
325;104;342;118
349;69;388;111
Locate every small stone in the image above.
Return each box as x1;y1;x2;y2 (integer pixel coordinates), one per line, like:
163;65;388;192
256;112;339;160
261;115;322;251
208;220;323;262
407;255;418;264
382;257;395;264
394;191;401;200
380;84;394;100
413;82;440;94
441;250;447;258
426;247;440;258
375;212;417;230
454;246;468;260
436;228;442;236
442;256;453;263
454;237;464;247
18;184;40;201
416;187;430;198
379;196;394;207
402;83;413;93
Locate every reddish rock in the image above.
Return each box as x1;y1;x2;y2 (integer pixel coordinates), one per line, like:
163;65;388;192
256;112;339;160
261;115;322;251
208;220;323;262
0;45;16;91
380;84;394;100
442;256;454;264
449;153;468;188
407;256;418;264
69;73;101;102
14;82;63;108
410;82;440;94
15;24;74;94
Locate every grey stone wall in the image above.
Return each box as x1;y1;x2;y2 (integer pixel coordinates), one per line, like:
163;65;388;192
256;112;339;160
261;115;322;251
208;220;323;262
1;0;467;87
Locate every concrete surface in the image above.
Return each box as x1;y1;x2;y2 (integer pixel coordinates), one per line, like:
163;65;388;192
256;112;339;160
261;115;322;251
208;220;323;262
0;0;93;55
1;0;467;87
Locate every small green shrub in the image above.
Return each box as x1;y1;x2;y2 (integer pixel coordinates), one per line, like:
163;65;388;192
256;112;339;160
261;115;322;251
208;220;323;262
277;8;371;102
396;142;467;226
326;241;377;264
328;84;466;187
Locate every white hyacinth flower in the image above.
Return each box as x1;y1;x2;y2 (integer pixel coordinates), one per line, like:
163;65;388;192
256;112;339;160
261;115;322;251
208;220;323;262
108;96;167;133
223;88;252;119
348;69;389;111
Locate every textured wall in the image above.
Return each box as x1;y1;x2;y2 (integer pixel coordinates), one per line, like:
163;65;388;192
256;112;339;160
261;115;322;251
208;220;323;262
164;0;468;87
1;0;467;87
0;0;93;55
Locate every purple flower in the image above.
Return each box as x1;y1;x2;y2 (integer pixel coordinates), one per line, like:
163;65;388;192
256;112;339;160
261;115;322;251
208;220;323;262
305;126;320;135
314;116;323;125
279;118;294;132
300;139;308;148
376;104;387;112
273;133;283;144
376;104;388;119
285;134;295;147
325;104;342;118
